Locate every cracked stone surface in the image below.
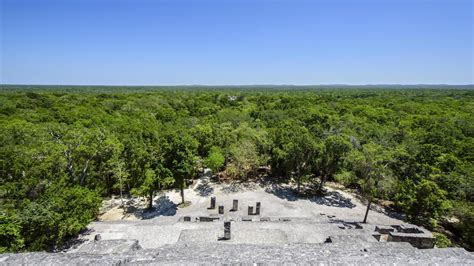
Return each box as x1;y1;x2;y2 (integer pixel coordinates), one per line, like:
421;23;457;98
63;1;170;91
2;241;473;265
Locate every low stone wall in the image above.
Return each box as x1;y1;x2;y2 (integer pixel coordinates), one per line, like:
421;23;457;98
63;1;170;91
388;232;435;249
374;224;435;249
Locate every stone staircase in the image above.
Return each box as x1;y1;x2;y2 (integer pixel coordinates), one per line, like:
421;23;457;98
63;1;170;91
2;217;472;265
2;240;473;265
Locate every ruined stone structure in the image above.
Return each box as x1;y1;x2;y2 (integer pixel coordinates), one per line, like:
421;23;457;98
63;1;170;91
374;224;436;249
3;197;472;264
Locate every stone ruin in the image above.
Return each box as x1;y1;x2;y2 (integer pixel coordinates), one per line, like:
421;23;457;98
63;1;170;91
374;224;435;249
2;196;472;265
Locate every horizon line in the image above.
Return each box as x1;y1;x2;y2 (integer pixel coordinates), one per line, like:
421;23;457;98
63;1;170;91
1;83;474;87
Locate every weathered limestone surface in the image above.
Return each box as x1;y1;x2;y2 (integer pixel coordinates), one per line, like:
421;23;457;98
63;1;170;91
73;239;142;254
2;220;472;265
2;241;473;265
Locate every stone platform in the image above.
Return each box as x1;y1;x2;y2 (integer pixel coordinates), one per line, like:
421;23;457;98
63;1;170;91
2;240;473;265
3;182;473;264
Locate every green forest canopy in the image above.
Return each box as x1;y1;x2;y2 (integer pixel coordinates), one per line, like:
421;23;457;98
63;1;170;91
0;86;473;251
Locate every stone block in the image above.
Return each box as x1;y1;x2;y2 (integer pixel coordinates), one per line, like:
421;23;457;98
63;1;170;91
375;225;395;234
388;232;435;249
223;221;231;240
199;216;220;222
255;202;261;215
209;196;216;209
231;199;238;211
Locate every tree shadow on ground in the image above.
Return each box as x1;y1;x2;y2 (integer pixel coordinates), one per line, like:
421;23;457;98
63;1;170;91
61;228;92;251
221;181;261;194
352;193;405;220
265;184;356;208
264;184;299;201
130;195;177;219
372;203;406;220
310;191;356;209
382;207;405;220
194;179;214;197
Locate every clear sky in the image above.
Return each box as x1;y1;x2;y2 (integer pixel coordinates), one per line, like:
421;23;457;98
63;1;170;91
1;0;473;85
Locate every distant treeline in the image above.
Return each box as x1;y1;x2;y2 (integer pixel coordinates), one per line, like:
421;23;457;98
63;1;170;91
0;88;473;252
1;84;473;93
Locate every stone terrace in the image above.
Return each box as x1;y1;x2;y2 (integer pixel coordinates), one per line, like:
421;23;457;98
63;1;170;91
1;179;473;265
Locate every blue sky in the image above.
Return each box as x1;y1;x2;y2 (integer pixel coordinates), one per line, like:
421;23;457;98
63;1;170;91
1;0;473;85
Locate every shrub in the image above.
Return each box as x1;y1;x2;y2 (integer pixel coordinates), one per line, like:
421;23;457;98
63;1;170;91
433;232;452;248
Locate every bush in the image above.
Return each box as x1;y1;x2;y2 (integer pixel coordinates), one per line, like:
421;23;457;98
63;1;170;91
334;170;354;186
0;214;24;253
433;232;452;248
396;180;451;227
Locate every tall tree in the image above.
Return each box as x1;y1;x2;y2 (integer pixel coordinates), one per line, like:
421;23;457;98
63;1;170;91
349;143;394;223
131;167;173;209
166;132;198;205
317;135;351;193
110;157;128;207
270;121;319;193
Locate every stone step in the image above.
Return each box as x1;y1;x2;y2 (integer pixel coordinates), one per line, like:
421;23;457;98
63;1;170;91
2;242;472;265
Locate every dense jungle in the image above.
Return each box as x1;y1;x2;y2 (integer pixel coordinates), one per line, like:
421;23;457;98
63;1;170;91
1;86;473;251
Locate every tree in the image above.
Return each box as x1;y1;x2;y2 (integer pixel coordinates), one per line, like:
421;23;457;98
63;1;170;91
16;183;101;251
131;167;173;209
452;202;474;249
225;122;270;180
270;121;319;193
110;158;128;207
349;143;394;223
166;133;198;205
401;179;451;226
317;135;351;192
204;146;225;176
227;140;263;179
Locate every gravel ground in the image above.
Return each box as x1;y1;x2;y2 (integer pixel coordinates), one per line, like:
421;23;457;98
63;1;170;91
101;178;402;224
